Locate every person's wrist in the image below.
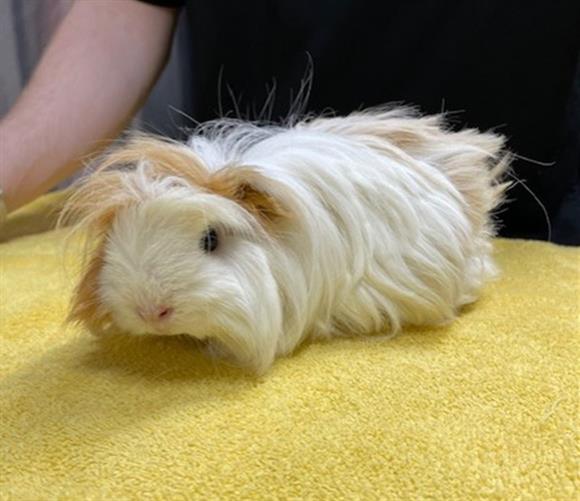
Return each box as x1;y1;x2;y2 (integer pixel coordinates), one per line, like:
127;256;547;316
0;185;7;227
1;118;40;216
1;119;15;223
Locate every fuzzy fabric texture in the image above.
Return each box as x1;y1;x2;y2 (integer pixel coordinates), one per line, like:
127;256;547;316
1;193;578;499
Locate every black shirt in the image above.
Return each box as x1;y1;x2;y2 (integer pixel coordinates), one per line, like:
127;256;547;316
140;0;580;244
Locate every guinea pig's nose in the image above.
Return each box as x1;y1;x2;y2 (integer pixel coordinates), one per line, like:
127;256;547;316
138;305;174;323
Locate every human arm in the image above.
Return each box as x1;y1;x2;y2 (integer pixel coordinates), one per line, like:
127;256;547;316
0;0;179;213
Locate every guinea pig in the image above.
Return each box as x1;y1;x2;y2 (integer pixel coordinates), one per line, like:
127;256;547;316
61;107;510;373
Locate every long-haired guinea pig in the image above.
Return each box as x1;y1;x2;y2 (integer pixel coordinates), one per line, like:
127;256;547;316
61;107;510;373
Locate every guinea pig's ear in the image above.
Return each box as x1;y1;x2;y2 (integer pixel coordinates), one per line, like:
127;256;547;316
67;238;113;334
207;167;291;228
60;170;130;333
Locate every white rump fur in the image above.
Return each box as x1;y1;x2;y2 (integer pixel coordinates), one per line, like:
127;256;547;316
64;108;509;373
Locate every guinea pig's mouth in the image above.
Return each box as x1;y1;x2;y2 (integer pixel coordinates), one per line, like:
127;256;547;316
138;325;207;339
140;327;183;337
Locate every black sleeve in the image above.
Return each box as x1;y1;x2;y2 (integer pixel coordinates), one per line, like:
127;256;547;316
136;0;186;7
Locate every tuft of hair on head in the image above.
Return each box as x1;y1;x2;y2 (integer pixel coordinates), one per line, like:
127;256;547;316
60;133;290;235
58;134;208;231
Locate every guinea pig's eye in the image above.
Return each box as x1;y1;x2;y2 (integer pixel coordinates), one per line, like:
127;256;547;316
200;227;219;253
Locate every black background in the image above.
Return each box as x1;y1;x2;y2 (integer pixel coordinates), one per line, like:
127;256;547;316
143;0;580;244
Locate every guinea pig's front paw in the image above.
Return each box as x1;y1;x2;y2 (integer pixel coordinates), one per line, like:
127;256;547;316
197;338;271;374
83;319;124;338
199;339;239;369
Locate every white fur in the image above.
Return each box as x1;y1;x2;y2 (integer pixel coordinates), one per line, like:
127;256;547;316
81;108;508;373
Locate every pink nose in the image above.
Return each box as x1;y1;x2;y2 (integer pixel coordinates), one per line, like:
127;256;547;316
138;305;174;323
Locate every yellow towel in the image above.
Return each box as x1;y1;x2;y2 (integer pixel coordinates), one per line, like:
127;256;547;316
1;194;578;500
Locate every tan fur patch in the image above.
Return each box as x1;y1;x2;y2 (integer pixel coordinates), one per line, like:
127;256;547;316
206;167;291;227
60;135;289;230
68;238;111;332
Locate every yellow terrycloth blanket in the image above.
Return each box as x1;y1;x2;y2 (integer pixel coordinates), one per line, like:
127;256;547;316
1;193;578;500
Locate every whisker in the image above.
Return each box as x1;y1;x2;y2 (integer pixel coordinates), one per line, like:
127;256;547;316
505;171;552;242
168;105;201;128
217;65;225;119
226;84;243;120
511;152;556;167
